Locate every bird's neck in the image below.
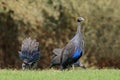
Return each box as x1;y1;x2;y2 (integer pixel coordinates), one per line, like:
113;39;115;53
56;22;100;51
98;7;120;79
77;22;81;34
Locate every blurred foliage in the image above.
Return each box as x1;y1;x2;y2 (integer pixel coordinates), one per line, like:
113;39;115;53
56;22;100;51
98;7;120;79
0;0;120;69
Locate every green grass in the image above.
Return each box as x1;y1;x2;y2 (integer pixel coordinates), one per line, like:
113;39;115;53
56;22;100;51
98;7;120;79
0;69;120;80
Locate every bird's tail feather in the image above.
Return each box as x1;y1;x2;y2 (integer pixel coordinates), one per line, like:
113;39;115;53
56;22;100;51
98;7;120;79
53;48;63;55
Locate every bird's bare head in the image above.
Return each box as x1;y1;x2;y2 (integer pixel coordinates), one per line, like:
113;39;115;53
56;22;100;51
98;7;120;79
77;17;84;22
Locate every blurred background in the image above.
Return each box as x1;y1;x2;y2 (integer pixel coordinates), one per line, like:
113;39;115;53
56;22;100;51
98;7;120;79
0;0;120;69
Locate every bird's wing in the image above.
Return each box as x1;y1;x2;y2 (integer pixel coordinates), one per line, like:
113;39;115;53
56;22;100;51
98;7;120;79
59;42;75;64
63;41;75;57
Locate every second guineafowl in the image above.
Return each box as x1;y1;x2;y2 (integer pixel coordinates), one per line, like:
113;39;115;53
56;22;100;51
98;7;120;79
18;37;40;70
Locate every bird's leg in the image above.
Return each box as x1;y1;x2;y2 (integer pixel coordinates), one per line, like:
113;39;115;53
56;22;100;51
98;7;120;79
32;62;38;69
60;64;67;70
72;64;75;70
29;65;32;70
29;62;33;70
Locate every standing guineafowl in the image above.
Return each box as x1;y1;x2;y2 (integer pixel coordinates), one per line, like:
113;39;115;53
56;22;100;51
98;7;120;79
18;37;40;70
50;17;85;69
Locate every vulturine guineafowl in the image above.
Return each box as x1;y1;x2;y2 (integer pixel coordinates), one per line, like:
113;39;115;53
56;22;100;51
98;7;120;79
18;37;40;70
50;17;85;69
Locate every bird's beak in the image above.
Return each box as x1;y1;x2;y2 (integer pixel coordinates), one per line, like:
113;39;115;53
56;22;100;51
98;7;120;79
80;17;84;21
77;17;85;22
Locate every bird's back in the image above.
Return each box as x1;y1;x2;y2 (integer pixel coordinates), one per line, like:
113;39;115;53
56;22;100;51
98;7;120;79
18;37;40;63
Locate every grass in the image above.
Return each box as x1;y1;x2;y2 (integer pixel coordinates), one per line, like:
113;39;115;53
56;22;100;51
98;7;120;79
0;69;120;80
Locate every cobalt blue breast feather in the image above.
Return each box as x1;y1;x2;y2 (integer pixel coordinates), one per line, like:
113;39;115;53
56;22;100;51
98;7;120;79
72;48;82;60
